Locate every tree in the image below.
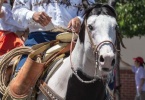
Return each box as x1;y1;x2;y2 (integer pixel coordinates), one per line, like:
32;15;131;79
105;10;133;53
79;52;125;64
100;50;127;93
115;1;145;100
97;0;145;38
116;0;145;38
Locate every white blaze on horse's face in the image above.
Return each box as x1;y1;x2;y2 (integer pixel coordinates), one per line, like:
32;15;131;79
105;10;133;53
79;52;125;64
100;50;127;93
87;15;117;74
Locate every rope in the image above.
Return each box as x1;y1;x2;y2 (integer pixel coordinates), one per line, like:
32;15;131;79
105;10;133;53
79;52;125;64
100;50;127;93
0;47;34;94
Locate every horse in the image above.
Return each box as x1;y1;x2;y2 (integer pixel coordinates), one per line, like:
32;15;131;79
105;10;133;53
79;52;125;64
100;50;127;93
37;2;120;100
0;1;126;100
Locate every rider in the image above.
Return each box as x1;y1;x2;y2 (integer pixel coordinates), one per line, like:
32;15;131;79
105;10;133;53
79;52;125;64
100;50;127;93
0;0;25;56
12;0;95;71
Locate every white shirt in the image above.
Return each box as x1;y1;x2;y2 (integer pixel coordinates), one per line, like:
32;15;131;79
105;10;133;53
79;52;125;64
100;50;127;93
12;0;95;33
0;3;25;32
132;66;145;91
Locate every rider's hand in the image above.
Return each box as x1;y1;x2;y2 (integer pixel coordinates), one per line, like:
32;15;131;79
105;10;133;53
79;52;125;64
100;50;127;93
67;17;81;33
32;11;51;27
0;0;4;7
0;0;6;18
0;9;4;18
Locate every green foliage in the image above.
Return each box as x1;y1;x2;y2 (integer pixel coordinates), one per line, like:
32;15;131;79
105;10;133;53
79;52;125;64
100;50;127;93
96;0;145;38
116;1;145;38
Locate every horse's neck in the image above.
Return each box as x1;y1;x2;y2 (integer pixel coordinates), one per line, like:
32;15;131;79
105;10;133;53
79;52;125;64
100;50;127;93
37;39;97;99
71;40;96;77
38;40;84;99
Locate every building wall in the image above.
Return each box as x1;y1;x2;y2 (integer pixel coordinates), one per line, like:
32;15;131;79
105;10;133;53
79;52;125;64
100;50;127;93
120;70;136;100
119;36;145;100
121;36;145;66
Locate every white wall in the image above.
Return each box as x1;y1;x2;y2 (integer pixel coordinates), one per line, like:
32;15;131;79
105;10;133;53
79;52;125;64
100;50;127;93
120;36;145;69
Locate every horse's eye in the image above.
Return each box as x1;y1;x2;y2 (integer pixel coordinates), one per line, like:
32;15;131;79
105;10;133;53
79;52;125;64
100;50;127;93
88;25;93;30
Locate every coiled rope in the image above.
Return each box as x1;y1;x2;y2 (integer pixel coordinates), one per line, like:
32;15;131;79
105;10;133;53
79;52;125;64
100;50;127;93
0;47;34;94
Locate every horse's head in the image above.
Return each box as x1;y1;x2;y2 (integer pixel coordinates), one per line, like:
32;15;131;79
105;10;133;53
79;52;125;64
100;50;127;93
79;3;117;76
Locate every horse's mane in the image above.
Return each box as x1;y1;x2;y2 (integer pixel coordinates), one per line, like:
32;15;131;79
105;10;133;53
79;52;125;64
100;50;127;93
79;3;117;43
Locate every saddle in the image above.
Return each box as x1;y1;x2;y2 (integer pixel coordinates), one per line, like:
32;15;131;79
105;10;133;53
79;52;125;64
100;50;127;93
0;31;77;100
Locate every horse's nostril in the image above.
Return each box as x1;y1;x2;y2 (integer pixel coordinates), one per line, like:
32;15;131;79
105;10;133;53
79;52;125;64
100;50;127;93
100;55;104;62
111;59;115;66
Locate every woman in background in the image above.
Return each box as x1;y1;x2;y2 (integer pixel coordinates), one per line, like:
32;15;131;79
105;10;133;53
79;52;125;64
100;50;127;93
121;56;145;100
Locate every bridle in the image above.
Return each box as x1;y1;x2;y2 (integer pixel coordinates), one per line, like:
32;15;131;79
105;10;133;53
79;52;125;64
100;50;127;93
70;17;117;84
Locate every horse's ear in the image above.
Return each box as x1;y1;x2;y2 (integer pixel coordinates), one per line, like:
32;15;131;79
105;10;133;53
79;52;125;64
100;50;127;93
82;0;90;9
108;0;116;8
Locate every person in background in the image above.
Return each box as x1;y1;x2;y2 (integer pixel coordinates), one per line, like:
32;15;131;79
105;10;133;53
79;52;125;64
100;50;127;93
0;0;25;56
12;0;95;71
121;56;145;100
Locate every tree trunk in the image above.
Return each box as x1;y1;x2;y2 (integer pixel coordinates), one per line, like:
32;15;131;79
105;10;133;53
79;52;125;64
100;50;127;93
115;39;121;100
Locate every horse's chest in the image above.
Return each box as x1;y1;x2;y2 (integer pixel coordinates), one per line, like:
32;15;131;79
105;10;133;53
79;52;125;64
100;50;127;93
65;70;106;100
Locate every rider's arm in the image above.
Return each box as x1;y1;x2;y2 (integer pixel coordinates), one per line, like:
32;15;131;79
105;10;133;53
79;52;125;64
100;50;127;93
1;4;25;31
0;0;4;18
0;9;4;18
12;0;35;29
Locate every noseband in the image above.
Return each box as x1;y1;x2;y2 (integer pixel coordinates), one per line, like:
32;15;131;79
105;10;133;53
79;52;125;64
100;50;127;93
70;17;117;84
